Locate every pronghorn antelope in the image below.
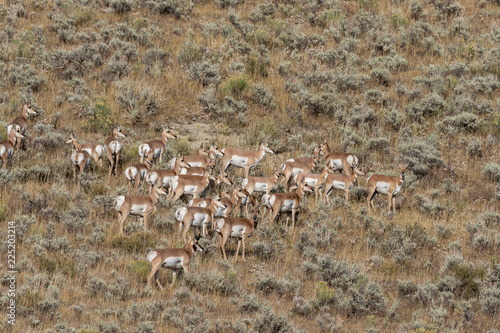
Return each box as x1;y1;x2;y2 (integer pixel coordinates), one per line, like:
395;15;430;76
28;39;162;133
175;197;227;242
267;180;312;229
65;134;106;167
114;184;166;235
124;152;154;194
242;166;282;196
105;126;126;176
0;125;24;168
168;171;215;202
197;143;208;156
172;142;224;169
323;167;364;202
146;235;204;289
70;148;92;186
219;188;248;217
295;165;333;202
145;154;189;193
319;140;358;176
280;156;319;187
221;142;274;178
138;127;177;163
169;171;231;201
285;144;321;164
180;161;214;176
215;208;260;262
8;104;37;159
234;188;256;217
367;165;407;214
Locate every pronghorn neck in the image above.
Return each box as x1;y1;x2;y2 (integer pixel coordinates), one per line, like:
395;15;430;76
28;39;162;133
209;200;220;215
149;189;160;204
272;171;280;183
183;241;195;257
72;139;82;150
173;161;183;174
399;171;405;185
296;185;306;201
21;106;29;120
229;190;239;206
256;145;267;160
160;132;169;146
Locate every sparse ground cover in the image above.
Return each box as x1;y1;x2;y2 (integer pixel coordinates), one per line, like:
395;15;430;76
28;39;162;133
0;0;499;332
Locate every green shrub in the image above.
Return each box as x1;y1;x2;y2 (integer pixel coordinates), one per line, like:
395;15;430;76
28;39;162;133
111;231;158;253
219;75;250;97
127;260;150;283
81;97;114;134
482;163;500;182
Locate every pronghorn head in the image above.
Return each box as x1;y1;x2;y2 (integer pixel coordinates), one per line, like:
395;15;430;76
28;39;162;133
145;152;154;165
213;196;227;209
319;140;329;155
312;143;321;157
251;208;260;223
23;104;38;116
10;125;24;142
261;141;274;154
274;164;283;178
113;126;126;138
399;164;407;179
218;172;232;186
65;134;76;144
210;142;224;157
313;154;321;165
198;143;208;156
221;190;231;199
162;128;177;140
154;184;167;196
192;235;205;252
236;188;248;198
177;155;190;168
296;179;313;193
354;166;365;176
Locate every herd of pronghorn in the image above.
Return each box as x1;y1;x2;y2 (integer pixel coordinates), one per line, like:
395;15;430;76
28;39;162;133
3;104;406;288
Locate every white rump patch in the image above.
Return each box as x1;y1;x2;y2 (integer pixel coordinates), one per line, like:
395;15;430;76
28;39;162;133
147;251;157;263
95;145;105;156
114;195;125;211
346;155;355;166
109;140;122;154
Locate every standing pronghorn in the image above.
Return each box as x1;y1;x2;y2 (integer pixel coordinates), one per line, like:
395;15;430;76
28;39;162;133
145;154;189;193
215;208;260;262
146;235;204;289
125;152;154;194
105;126;126;176
173;143;224;169
9;103;37;159
242;166;282;196
138;127;177;163
114;184;166;235
267;180;312;229
0;125;24;168
285;144;321;164
65;134;106;167
175;197;227;242
280;156;319;187
367;165;406;214
221;142;274;178
319;140;358;176
323;167;364;202
70;148;92;186
168;171;215;202
219;188;248;217
234;189;257;217
295;165;333;202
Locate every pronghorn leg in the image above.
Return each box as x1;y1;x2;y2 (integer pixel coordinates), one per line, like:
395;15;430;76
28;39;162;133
345;190;349;202
244;166;250;179
367;189;376;213
387;193;393;214
147;263;160;286
291;208;296;230
72;164;77;184
134;175;140;194
155;270;164;290
170;271;177;287
119;211;129;235
143;213;149;230
182;221;190;243
78;163;85;185
115;152;121;176
270;209;278;224
392;196;396;214
106;151;114;176
241;235;247;262
221;234;229;261
235;239;241;262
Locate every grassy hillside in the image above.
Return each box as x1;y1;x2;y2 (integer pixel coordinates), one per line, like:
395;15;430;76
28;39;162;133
0;0;499;332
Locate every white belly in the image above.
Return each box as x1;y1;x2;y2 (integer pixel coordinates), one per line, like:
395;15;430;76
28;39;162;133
192;213;208;227
329;159;343;170
162;256;184;269
280;199;296;212
304;178;318;187
82;148;93;156
254;182;268;192
109;140;122;154
376;182;390;194
161;175;173;187
188;162;203;167
230;226;246;238
332;181;346;190
231;155;249;168
291;168;304;176
130;204;147;215
184;185;198;194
